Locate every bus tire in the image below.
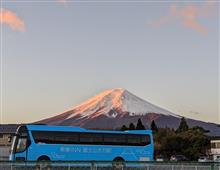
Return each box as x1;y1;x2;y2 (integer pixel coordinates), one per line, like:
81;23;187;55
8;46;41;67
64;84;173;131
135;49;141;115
36;156;51;170
112;157;125;170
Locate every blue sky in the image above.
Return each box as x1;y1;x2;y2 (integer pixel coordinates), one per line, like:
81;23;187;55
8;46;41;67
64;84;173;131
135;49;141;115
0;0;219;124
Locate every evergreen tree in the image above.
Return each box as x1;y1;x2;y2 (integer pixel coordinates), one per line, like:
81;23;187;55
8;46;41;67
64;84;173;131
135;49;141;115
158;128;210;160
191;126;209;133
121;125;128;131
151;120;158;132
129;123;135;130
136;118;145;130
176;117;189;133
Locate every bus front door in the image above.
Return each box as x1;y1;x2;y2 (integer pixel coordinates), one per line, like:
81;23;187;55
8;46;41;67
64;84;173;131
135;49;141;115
14;136;28;161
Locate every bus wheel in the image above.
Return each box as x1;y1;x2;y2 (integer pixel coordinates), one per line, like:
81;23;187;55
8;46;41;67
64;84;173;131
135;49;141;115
36;156;51;170
112;157;125;170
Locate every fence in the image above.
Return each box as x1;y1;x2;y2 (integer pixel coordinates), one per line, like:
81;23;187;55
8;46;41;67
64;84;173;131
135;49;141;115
0;161;219;170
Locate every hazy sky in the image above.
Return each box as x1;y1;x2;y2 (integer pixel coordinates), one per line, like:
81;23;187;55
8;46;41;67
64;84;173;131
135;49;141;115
0;0;219;124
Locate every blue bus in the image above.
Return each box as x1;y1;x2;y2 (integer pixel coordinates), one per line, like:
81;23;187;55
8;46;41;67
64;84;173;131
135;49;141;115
9;125;154;164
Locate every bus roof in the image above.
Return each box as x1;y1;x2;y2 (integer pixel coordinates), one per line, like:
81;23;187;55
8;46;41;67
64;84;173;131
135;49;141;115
25;125;152;135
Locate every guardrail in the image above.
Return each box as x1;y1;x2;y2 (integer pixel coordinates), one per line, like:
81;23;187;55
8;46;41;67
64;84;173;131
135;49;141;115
0;161;219;170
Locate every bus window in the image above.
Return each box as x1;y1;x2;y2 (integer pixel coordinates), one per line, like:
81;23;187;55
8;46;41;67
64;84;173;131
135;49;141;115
32;131;52;144
32;131;150;146
79;133;103;144
104;134;126;145
127;135;141;145
53;132;79;144
32;131;80;144
140;135;150;146
11;126;30;154
16;137;27;153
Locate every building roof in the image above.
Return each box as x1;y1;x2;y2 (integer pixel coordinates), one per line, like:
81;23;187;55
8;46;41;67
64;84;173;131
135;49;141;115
210;134;220;140
0;124;21;134
207;128;220;139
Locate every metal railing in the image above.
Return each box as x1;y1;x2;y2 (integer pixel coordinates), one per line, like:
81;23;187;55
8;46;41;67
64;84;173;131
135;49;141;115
0;161;219;170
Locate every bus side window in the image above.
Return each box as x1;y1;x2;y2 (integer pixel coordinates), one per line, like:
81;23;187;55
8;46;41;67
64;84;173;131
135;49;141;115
32;131;52;144
104;134;126;145
127;135;140;146
79;133;103;144
53;132;79;144
140;135;151;146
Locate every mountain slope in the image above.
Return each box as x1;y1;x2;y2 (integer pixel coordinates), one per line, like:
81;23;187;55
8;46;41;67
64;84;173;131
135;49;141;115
37;88;179;124
36;88;219;134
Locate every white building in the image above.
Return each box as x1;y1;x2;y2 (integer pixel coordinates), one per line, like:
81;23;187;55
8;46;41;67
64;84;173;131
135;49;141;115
0;124;19;160
210;132;220;161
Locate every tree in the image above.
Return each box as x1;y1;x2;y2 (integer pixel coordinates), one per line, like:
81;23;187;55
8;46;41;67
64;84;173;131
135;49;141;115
176;117;189;133
154;127;210;160
191;126;209;133
151;120;158;132
121;125;128;131
129;123;135;130
136;118;145;130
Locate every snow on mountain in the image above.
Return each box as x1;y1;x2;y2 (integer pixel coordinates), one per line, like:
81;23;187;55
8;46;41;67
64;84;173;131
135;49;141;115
63;88;180;120
36;88;220;133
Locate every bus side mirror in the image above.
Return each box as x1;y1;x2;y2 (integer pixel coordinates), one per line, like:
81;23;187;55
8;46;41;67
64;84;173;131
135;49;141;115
8;136;12;143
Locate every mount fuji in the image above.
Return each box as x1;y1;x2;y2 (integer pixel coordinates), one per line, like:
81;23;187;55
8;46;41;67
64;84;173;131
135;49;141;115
36;88;219;133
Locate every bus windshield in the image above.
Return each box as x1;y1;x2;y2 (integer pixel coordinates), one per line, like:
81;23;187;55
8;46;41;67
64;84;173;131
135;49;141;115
11;126;29;154
16;137;27;153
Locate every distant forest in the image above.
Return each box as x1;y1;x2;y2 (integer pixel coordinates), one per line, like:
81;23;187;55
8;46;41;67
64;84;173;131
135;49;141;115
120;118;210;160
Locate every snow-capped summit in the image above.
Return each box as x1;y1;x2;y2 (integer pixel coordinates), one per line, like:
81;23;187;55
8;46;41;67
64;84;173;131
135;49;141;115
37;88;180;124
36;88;220;133
67;88;179;119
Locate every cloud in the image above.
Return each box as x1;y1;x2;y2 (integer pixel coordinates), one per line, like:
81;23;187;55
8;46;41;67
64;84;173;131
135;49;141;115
175;5;209;35
0;8;25;32
189;111;201;115
57;0;68;6
150;1;217;35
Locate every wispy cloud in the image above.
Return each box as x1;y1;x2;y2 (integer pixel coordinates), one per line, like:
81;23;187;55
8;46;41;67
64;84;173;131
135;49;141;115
149;1;217;35
0;8;25;32
189;111;201;115
57;0;68;6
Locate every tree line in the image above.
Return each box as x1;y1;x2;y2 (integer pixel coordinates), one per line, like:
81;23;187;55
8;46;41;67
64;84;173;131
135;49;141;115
121;117;210;160
121;118;146;130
